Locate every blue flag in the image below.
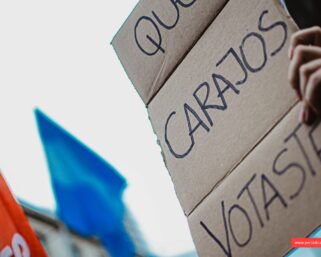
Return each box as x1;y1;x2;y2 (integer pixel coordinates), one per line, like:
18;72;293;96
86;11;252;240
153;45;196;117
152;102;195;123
35;109;135;257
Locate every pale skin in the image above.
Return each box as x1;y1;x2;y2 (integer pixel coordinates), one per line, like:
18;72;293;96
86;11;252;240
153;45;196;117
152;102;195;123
288;26;321;125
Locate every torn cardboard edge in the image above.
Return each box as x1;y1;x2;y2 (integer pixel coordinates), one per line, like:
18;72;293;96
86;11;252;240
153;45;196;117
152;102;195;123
111;0;229;105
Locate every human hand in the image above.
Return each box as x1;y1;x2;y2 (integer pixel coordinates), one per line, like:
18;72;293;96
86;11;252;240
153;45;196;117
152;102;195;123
288;26;321;124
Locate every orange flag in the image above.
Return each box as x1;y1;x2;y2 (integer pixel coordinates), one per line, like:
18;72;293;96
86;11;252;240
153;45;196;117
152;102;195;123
0;172;48;257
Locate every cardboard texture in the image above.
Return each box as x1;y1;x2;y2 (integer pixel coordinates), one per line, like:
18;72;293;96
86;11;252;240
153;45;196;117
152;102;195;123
188;103;321;257
112;0;228;105
148;0;297;215
113;0;321;256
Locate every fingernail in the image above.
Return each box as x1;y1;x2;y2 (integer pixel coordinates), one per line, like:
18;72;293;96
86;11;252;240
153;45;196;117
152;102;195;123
299;106;307;123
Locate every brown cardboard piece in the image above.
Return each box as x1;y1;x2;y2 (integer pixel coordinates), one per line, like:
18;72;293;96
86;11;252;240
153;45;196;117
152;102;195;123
188;103;321;257
111;0;228;105
112;0;321;256
148;0;298;215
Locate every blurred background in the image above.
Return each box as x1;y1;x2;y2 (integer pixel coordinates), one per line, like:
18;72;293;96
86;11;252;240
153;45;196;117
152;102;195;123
0;0;320;256
0;0;195;256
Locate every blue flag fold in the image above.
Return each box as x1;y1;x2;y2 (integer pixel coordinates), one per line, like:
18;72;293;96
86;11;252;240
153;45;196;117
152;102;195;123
35;109;135;257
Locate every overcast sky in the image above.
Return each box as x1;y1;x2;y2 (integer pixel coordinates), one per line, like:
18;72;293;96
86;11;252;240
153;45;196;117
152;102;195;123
0;1;195;256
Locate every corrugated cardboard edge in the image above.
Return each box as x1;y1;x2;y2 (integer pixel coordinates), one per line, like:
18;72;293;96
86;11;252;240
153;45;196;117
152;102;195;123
111;0;230;107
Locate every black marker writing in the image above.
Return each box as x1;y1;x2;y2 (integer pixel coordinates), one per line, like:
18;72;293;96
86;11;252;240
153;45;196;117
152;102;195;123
134;16;165;56
285;124;316;176
240;32;267;73
228;204;253;247
165;9;288;159
216;48;248;86
258;10;287;56
201;122;320;256
134;0;197;56
261;173;288;221
273;148;306;200
237;174;264;228
200;201;232;257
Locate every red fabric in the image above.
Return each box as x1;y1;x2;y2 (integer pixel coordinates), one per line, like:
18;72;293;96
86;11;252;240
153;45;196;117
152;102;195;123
0;173;48;257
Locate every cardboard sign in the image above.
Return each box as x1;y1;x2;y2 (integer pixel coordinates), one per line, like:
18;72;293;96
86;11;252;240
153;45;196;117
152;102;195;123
188;103;321;257
112;0;321;256
112;0;228;105
0;173;48;257
148;0;297;215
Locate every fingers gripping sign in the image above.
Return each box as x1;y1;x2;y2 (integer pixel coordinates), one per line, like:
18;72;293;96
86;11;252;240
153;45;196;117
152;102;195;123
288;26;321;124
288;26;321;59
